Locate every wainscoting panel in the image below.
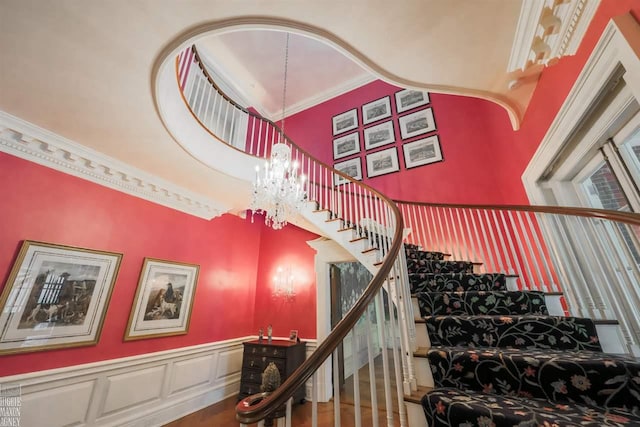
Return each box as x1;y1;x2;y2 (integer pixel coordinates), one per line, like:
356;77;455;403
20;380;95;427
169;355;214;395
0;337;251;427
215;347;244;383
102;365;166;416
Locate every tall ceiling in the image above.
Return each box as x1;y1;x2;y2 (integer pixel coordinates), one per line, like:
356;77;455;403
0;1;580;213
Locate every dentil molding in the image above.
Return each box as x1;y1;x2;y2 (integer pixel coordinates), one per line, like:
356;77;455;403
0;111;225;220
508;0;600;74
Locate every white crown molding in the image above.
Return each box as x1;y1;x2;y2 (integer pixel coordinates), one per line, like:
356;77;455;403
508;0;601;73
285;74;376;118
0;111;225;220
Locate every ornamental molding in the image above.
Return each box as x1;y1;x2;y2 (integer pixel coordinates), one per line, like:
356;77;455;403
0;111;225;220
508;0;601;73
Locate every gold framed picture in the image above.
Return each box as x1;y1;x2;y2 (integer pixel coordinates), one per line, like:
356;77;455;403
125;257;199;341
0;240;122;355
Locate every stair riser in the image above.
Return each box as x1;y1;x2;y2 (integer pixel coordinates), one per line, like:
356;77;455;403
427;349;640;411
412;293;557;319
413;291;549;317
425;316;603;351
410;273;507;293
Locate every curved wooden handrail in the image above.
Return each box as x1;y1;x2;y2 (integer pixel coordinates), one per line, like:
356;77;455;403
394;199;640;227
178;46;405;423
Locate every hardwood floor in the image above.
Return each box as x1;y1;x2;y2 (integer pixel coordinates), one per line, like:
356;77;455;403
164;352;404;427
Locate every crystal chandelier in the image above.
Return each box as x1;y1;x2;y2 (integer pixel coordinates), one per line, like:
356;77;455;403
249;33;307;230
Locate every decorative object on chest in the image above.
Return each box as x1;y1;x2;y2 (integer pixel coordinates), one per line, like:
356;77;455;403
239;339;307;403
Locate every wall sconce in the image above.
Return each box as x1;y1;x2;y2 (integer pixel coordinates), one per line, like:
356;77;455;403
273;266;296;301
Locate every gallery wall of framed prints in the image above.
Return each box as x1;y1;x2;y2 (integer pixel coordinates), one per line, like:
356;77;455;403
331;88;443;183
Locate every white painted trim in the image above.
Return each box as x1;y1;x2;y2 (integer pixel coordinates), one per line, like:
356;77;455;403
285;74;376;118
507;0;600;72
0;337;252;427
560;0;601;58
0;111;225;220
306;237;356;402
508;0;546;72
522;14;640;204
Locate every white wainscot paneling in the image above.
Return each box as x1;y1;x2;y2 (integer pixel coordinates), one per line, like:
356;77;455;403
216;348;243;384
21;380;95;427
0;337;250;427
103;366;166;415
170;355;214;395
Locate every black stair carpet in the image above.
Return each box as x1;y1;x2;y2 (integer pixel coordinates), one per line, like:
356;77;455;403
406;247;640;426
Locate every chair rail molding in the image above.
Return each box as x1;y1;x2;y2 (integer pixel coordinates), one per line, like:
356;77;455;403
0;111;225;220
508;0;600;73
0;337;255;427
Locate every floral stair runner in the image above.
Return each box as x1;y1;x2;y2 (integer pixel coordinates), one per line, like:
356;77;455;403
404;245;640;426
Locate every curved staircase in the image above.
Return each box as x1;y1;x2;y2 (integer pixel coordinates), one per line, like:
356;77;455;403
159;43;640;426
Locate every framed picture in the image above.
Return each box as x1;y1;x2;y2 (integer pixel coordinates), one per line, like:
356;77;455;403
333;132;360;160
366;147;400;178
362;96;392;125
398;108;437;139
125;258;199;341
333;157;362;185
0;240;122;355
364;120;395;150
289;329;298;342
332;109;358;136
395;89;430;113
402;135;443;169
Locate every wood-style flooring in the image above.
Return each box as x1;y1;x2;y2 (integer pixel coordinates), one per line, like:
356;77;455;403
164;352;404;427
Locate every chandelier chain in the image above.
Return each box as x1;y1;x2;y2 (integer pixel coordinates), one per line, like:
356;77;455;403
281;33;290;141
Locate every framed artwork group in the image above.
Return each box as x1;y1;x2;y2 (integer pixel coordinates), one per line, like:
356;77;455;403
331;89;442;184
0;240;200;355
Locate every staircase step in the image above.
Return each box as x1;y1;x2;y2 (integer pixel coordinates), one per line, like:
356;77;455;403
410;273;507;293
425;347;640;412
405;247;448;261
421;315;603;351
414;290;549;316
408;259;477;274
421;387;640;427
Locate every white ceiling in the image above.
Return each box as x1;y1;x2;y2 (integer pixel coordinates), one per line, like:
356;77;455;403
197;31;374;118
0;0;558;213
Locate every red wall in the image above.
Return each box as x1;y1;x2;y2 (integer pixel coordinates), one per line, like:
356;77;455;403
0;153;263;376
284;80;520;205
252;221;318;340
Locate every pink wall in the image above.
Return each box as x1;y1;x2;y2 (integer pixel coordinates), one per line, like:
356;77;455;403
0;153;263;376
252;221;318;340
284;80;521;205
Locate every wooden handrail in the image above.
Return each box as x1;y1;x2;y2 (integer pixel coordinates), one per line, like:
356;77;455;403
178;45;405;423
394;199;640;227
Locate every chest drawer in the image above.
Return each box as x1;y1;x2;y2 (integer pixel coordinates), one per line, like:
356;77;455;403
247;345;287;358
243;355;286;374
